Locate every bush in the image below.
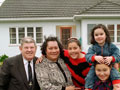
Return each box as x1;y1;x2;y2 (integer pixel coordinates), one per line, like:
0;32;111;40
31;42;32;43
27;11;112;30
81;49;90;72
0;54;8;62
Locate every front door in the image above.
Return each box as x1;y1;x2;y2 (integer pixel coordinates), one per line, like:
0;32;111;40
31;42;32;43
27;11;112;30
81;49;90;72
60;27;72;49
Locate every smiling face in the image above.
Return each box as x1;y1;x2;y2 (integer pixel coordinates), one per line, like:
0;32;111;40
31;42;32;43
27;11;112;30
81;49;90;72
94;28;106;46
68;42;81;59
46;41;60;61
19;43;37;61
95;64;111;82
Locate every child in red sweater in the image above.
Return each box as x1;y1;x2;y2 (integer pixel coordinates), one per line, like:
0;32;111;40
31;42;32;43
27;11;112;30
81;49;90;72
61;37;91;89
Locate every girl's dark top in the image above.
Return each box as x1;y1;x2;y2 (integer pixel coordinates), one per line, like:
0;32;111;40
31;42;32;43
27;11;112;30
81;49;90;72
93;79;113;90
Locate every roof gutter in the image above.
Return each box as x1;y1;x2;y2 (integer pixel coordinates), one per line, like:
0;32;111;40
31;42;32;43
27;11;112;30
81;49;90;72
0;17;73;22
73;14;120;20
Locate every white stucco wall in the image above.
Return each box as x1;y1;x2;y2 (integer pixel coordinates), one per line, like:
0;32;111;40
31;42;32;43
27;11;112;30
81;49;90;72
1;19;120;57
0;20;80;57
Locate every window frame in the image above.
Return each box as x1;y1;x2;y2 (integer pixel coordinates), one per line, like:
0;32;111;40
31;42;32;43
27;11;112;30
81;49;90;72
9;26;43;45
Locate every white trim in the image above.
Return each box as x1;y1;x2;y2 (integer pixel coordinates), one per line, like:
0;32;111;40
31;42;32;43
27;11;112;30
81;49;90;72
1;15;120;21
0;17;74;21
33;27;36;42
25;27;27;37
16;27;18;44
114;24;117;43
74;14;120;20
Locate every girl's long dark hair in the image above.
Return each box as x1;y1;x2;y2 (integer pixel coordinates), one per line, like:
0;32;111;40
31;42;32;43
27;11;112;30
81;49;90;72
91;24;111;45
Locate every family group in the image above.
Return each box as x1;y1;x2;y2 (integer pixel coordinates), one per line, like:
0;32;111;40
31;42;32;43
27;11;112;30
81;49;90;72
0;24;120;90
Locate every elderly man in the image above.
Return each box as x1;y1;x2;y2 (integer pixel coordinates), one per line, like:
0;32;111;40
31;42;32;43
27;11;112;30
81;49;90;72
0;37;40;90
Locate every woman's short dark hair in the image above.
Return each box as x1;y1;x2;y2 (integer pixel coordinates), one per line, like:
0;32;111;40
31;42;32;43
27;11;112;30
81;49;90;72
91;24;111;45
41;36;63;56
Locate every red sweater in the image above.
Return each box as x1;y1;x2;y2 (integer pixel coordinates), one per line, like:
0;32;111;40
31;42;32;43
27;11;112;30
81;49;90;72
62;50;91;89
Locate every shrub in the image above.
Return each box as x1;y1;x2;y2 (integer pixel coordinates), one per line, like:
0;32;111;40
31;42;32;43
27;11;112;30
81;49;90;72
0;54;8;62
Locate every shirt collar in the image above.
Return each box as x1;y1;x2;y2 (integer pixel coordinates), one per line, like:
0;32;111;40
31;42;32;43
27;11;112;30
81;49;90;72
23;57;33;65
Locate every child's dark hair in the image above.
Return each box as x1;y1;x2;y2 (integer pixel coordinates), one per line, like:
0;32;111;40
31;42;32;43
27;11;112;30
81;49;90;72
94;61;112;68
67;37;81;48
41;36;63;56
91;24;111;45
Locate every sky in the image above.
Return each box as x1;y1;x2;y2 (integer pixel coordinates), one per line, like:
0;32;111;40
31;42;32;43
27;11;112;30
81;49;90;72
0;0;4;2
0;0;5;6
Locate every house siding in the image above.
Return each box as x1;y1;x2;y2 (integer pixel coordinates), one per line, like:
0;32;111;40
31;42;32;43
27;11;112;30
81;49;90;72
0;20;80;57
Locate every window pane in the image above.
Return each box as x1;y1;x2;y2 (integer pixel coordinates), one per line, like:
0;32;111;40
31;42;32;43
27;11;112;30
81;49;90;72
117;37;120;42
107;24;114;42
9;28;16;44
18;27;25;43
27;27;34;38
36;27;43;43
27;33;33;37
36;33;42;37
19;28;24;32
10;39;16;44
36;27;42;32
117;25;120;42
27;27;33;32
10;34;16;38
109;31;114;36
36;38;42;43
10;28;16;33
87;24;96;44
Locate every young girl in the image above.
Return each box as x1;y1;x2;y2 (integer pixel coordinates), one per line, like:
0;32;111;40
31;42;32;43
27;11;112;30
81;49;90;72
61;37;91;89
85;24;120;90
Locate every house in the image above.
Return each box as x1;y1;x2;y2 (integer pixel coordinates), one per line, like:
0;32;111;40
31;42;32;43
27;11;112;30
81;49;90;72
0;0;120;57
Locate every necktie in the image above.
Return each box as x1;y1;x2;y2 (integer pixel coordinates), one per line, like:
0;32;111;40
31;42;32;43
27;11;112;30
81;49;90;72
28;61;33;89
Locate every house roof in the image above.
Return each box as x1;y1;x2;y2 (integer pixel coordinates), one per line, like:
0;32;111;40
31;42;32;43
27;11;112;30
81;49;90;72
79;0;120;15
0;0;120;19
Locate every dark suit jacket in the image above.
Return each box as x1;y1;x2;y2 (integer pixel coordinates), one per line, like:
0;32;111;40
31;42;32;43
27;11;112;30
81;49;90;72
0;54;40;90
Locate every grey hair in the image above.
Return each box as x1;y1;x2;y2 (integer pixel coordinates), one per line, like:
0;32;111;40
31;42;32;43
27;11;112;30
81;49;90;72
20;37;36;46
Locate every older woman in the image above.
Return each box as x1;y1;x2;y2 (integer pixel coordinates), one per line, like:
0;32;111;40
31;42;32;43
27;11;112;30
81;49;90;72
35;36;78;90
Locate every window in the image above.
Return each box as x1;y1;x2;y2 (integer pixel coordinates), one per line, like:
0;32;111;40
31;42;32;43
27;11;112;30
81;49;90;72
9;28;16;44
36;27;43;43
107;24;114;42
27;27;34;37
87;24;96;44
117;25;120;42
9;27;43;44
18;27;25;43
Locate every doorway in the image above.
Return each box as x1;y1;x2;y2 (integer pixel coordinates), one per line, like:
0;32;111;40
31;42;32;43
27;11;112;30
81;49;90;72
60;27;72;49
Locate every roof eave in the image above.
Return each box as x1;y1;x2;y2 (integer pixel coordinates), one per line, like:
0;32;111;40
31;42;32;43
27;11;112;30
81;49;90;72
74;14;120;20
0;17;74;22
